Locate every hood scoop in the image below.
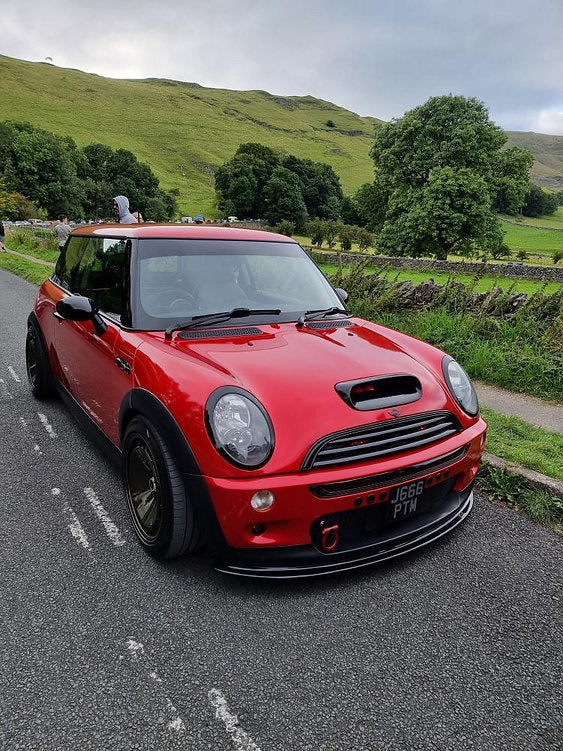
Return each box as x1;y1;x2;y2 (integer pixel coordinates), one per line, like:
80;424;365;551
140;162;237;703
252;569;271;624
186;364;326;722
306;320;352;329
335;374;422;411
178;327;263;340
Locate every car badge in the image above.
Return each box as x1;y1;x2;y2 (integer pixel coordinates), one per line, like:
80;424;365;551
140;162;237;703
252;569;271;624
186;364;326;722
388;407;402;418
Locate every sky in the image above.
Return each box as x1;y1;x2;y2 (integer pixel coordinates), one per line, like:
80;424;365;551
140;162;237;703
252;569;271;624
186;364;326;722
3;0;563;134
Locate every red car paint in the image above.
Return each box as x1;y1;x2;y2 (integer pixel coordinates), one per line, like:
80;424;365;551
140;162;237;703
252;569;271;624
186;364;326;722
28;224;486;577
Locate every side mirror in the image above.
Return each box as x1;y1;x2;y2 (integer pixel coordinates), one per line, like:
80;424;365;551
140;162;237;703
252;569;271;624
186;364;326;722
56;295;107;336
335;287;349;304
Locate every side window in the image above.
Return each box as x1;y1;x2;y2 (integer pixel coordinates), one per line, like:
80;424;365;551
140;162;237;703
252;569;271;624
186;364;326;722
54;237;129;320
53;237;90;291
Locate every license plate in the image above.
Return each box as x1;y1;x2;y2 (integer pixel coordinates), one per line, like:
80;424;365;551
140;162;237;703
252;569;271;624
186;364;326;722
385;479;425;523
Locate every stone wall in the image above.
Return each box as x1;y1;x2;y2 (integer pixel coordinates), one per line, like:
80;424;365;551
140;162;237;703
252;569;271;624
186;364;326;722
304;249;563;282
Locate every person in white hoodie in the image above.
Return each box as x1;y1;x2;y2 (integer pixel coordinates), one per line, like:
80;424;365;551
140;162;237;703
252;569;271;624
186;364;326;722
112;195;138;224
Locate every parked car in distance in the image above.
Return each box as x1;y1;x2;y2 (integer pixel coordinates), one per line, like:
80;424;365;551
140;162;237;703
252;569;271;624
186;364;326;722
181;217;194;224
26;224;487;578
227;216;238;223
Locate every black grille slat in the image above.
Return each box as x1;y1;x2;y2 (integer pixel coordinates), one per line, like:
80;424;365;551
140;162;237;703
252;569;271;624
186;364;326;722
309;446;469;498
303;411;461;470
323;422;455;456
306;320;352;329
178;327;262;339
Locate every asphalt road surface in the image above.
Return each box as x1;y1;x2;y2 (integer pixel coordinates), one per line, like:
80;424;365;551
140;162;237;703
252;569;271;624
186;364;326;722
0;269;561;751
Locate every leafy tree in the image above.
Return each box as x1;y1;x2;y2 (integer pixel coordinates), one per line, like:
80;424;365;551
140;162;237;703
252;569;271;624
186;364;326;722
0;121;84;217
308;219;326;247
264;167;308;231
326;120;336;128
521;184;558;217
370;96;532;258
324;220;341;248
552;250;563;265
338;226;354;251
214;154;258;218
353;226;374;252
340;195;362;226
353;182;386;230
276;220;295;237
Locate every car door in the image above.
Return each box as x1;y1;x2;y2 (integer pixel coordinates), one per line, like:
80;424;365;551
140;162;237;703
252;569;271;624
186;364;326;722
54;236;134;445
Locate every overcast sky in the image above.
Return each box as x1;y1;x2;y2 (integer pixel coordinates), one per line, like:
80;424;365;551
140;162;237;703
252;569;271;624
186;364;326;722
4;0;562;134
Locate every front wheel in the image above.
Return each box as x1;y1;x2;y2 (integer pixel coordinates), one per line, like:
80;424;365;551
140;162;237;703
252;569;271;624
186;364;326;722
122;416;200;559
26;324;54;400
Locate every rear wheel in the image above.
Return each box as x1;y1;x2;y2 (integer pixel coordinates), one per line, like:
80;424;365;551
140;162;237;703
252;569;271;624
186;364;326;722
122;415;200;559
25;323;54;400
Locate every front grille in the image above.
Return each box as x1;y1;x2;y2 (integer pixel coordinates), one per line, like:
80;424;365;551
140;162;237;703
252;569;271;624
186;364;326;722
309;445;468;498
178;327;263;339
302;411;462;470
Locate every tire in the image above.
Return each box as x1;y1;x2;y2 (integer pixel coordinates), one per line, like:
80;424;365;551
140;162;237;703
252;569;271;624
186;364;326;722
122;415;200;559
25;323;54;400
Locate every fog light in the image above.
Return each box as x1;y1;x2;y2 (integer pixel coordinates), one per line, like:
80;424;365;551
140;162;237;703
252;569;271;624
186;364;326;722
251;490;275;511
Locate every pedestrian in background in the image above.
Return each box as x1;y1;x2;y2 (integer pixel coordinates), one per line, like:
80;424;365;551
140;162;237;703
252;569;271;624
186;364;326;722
112;196;138;224
0;221;6;251
55;215;72;251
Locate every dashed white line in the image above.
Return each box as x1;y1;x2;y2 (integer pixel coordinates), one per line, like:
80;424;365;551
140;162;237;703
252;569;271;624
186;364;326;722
7;366;21;383
124;639;187;734
51;488;93;556
38;412;57;438
83;487;126;546
208;688;263;751
0;379;13;399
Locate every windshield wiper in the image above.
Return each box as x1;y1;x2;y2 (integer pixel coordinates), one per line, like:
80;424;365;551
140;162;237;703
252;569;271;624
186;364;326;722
296;307;351;328
165;308;282;338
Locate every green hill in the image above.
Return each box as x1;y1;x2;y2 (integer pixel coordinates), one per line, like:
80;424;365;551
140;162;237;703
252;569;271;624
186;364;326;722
0;55;379;216
506;131;563;189
1;54;562;216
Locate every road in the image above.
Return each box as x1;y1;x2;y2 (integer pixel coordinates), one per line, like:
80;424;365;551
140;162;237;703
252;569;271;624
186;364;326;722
0;269;561;751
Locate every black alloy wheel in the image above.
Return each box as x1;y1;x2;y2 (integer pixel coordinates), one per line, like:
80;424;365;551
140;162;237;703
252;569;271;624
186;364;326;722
122;416;200;559
25;324;54;399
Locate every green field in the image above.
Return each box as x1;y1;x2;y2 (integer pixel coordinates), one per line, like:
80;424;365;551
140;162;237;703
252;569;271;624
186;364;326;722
500;216;563;257
500;207;563;230
0;55;378;217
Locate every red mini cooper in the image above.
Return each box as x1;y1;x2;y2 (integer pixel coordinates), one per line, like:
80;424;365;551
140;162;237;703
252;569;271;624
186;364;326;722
26;224;486;577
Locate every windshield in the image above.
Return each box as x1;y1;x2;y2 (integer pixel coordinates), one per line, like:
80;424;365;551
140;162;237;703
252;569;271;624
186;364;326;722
131;239;345;330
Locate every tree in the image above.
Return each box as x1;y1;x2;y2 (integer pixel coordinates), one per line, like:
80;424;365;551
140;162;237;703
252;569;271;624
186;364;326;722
264;167;308;231
308;219;326;247
521;184;558;217
214;154;258;218
370;96;533;258
353;226;374;252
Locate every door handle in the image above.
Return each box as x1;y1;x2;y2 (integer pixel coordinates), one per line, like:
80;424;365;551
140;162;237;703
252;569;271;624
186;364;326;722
115;357;131;374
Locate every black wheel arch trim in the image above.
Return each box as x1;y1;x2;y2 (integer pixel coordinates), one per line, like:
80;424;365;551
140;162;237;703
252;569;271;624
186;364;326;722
118;388;229;554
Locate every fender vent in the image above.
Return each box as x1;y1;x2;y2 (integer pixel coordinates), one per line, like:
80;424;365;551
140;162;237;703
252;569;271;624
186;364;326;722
178;327;263;340
306;320;352;329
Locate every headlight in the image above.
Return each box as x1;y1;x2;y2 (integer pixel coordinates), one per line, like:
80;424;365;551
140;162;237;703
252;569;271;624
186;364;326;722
442;356;479;416
206;388;274;468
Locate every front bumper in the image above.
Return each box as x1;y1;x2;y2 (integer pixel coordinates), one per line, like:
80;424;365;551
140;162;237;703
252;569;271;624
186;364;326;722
199;418;485;578
215;487;474;578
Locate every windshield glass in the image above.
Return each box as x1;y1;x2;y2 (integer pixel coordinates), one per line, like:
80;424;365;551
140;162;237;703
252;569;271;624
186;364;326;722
132;239;344;330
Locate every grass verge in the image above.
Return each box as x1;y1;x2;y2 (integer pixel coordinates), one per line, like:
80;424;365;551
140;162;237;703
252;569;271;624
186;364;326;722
0;252;53;285
480;407;563;480
477;463;563;534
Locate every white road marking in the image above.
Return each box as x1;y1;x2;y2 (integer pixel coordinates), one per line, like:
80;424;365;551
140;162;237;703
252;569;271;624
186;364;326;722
208;688;262;751
166;699;186;732
126;639;145;659
51;488;93;556
38;412;57;438
83;487;126;546
8;366;21;383
0;379;13;399
124;640;187;734
19;417;43;455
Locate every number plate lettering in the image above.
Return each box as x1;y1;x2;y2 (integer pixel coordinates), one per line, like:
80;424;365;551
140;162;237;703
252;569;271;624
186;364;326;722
387;479;425;523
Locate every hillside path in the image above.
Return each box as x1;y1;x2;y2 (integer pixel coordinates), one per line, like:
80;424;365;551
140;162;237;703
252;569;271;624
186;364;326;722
475;381;563;433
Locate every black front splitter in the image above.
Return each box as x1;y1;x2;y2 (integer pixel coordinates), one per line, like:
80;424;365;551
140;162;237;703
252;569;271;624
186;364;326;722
214;488;474;579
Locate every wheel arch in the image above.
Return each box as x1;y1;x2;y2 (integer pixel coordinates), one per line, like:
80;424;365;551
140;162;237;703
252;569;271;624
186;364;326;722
119;389;229;555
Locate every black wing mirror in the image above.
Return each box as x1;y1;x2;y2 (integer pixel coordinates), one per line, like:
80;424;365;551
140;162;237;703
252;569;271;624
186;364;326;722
56;296;107;336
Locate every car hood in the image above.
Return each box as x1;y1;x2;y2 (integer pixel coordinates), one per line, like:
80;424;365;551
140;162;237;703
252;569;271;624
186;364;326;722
136;319;458;475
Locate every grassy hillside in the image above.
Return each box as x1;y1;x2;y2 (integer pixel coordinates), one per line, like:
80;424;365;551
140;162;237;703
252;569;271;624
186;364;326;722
2;55;562;216
0;55;379;216
506;131;563;189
